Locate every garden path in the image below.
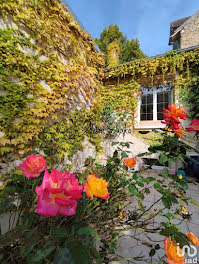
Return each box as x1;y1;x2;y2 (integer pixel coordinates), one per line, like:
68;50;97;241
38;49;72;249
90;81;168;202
110;170;199;264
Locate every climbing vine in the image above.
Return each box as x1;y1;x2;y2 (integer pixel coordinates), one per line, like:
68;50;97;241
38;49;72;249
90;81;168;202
1;0;199;163
0;0;104;159
99;49;199;118
107;39;120;68
179;61;199;119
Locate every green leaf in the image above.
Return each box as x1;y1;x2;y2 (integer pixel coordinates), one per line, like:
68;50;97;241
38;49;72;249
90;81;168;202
165;213;173;220
190;198;199;208
27;241;55;263
76;226;99;242
111;142;118;146
121;151;128;158
159;154;168;165
163;167;168;177
160;226;179;237
149;248;156;257
123;142;130;148
54;248;73;264
154;182;161;189
20;244;35;259
138;200;145;212
162;197;170;209
113;150;118;157
52;228;68;243
137;181;144;187
179;180;188;189
136;192;144;200
71;223;88;235
133;173;138;180
137;152;153;157
128;184;136;196
66;240;92;264
169;196;178;204
144;177;156;183
155;244;160;250
145;188;150;194
174;232;190;248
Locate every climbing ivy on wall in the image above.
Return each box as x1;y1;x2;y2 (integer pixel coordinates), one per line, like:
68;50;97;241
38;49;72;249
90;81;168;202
100;49;199;118
0;0;104;159
179;62;199;119
1;0;199;162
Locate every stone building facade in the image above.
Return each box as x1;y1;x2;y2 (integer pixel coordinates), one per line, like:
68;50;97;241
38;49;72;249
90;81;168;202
169;10;199;49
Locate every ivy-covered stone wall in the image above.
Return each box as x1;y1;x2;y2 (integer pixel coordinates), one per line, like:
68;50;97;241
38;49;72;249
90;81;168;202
101;49;199;117
1;0;199;175
0;0;104;173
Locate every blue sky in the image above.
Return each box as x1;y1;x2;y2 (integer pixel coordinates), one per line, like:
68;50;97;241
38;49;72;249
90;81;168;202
65;0;199;57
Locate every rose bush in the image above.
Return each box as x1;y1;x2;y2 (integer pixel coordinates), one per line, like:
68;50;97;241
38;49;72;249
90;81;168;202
0;105;199;264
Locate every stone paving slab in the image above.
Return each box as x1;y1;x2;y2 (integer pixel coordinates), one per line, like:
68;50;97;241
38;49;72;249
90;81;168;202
110;172;199;264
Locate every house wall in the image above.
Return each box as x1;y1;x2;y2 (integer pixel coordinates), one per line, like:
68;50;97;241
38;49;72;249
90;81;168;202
0;0;103;235
180;12;199;49
0;0;104;175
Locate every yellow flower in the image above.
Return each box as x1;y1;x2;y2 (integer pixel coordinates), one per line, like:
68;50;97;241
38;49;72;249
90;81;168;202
178;174;183;180
186;232;199;246
181;206;188;213
83;174;109;200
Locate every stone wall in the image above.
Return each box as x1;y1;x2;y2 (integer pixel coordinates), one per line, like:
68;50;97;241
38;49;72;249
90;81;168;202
180;12;199;49
0;0;104;175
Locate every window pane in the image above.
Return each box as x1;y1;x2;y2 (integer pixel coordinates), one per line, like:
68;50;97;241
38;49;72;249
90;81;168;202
147;94;153;104
147;103;153;114
157;113;164;120
157;84;172;120
147;114;153;120
141;114;147;120
141;104;147;114
164;93;168;102
157;103;164;112
157;93;163;102
140;87;153;121
163;102;168;109
142;95;146;104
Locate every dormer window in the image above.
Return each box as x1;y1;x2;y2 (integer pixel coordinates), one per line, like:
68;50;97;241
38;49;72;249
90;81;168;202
173;40;179;50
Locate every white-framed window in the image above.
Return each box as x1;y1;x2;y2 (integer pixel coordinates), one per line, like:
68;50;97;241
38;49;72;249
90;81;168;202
136;83;173;129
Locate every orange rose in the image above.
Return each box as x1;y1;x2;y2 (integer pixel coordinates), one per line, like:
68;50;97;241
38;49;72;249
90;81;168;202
164;237;185;264
83;174;109;200
186;232;199;246
124;158;136;168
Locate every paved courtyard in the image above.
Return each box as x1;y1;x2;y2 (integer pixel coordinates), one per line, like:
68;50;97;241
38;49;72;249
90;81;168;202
110;170;199;264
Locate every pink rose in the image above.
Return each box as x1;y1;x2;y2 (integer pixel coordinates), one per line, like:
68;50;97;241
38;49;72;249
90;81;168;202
35;169;83;217
19;154;46;178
